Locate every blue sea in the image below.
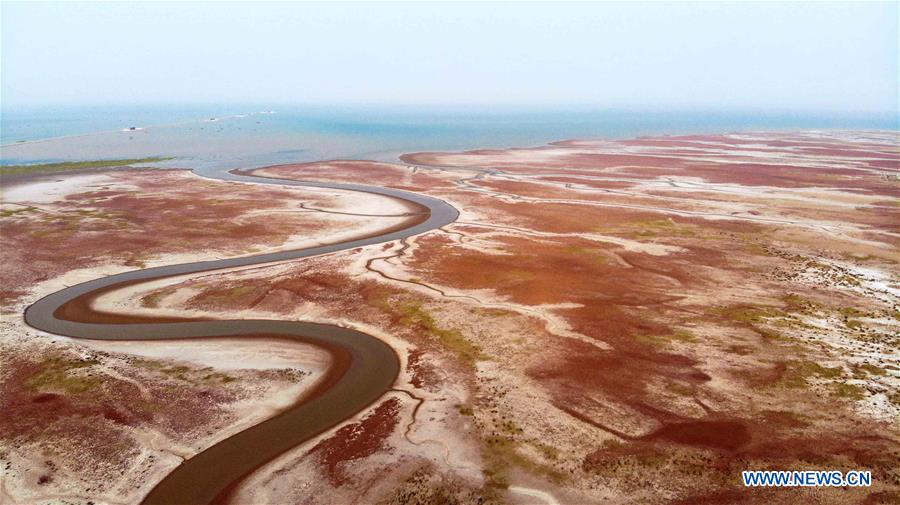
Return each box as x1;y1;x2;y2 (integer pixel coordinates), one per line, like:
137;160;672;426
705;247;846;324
2;104;896;170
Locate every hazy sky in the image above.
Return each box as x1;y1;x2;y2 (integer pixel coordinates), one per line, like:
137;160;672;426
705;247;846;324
2;2;898;113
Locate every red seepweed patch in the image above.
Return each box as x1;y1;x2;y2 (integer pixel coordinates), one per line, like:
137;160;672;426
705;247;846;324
644;420;750;451
0;169;362;307
407;347;439;390
307;398;401;487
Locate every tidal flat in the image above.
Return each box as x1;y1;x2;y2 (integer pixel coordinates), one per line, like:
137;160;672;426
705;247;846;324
1;130;898;504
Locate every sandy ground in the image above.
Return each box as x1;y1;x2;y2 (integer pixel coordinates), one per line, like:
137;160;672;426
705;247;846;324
1;173;123;203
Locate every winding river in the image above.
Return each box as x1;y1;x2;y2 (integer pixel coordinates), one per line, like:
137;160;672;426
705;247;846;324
24;165;459;504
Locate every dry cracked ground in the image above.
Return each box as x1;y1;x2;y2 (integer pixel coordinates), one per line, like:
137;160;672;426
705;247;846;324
1;130;898;504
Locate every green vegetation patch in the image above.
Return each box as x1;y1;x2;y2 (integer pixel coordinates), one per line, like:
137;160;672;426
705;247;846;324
481;434;567;490
839;274;862;286
398;301;485;365
635;329;697;348
852;363;887;377
840;307;867;318
889;390;900;407
830;383;865;400
0;157;173;176
718;304;798;341
223;286;256;298
626;218;700;239
191;284;261;306
638;219;677;229
133;358;235;384
845;319;864;330
0;206;37;218
455;404;474;416
776;360;844;389
719;305;787;325
743;242;771;256
666;382;695;397
140;289;170;308
26;355;103;394
201;370;236;384
781;294;820;313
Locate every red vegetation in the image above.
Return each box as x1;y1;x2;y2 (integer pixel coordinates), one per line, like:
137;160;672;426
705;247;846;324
407;348;439;390
0;170;339;307
307;398;401;486
0;346;257;485
644;420;750;451
0;350;239;442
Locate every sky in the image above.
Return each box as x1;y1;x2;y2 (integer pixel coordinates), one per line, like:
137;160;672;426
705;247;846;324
2;1;898;115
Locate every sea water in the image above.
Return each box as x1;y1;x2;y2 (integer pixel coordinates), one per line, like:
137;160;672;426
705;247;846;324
2;104;896;170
